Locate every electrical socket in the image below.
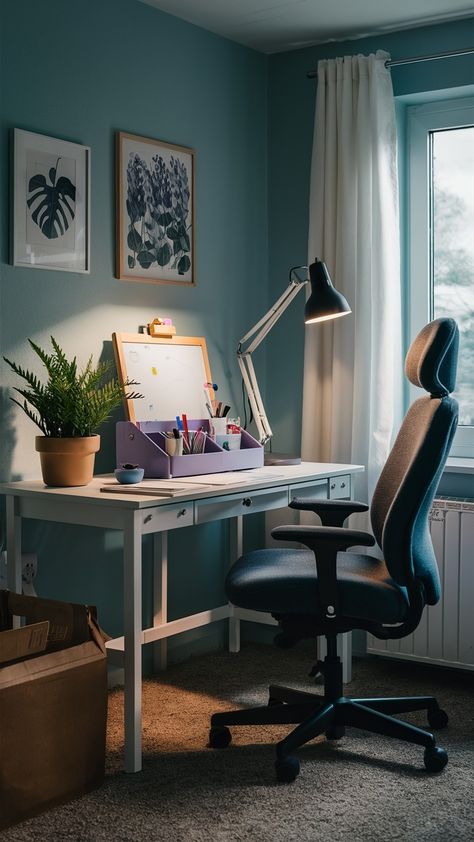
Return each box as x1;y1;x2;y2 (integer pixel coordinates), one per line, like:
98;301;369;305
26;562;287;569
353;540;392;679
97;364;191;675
21;554;38;584
0;550;38;586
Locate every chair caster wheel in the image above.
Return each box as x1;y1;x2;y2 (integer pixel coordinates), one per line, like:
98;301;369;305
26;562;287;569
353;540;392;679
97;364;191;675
275;755;300;783
424;746;448;772
209;726;232;749
427;707;448;729
326;726;345;740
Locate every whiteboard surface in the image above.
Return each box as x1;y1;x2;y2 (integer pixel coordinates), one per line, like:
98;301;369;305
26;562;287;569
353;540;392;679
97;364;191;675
122;341;210;421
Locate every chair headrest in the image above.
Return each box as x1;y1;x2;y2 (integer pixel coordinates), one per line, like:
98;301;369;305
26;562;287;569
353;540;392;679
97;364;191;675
405;318;459;396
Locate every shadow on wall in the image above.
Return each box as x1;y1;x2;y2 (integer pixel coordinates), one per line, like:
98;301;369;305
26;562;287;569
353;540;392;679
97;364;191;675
0;387;18;549
94;339;123;475
0;387;17;484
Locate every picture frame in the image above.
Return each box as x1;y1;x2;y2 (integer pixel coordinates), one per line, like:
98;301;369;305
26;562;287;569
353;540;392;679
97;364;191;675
13;129;90;273
116;131;195;286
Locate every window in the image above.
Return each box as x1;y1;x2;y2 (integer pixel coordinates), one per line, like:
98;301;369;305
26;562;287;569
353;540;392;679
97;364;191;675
408;98;474;457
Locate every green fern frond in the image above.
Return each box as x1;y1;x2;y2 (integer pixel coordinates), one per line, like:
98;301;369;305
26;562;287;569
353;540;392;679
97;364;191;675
10;398;47;435
27;340;54;373
50;336;70;368
4;337;143;438
124;388;143;401
3;357;44;394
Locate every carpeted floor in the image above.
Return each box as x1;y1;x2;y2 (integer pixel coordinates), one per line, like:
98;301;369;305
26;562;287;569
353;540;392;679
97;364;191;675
4;643;474;841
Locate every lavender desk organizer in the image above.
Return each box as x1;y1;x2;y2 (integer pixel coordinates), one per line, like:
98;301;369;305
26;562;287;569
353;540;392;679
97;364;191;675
116;419;263;479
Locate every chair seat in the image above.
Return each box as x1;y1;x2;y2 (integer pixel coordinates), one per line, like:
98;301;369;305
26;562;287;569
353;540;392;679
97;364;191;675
226;549;410;625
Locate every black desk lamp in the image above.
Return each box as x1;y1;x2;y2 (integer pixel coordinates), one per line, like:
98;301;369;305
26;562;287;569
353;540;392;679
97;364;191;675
237;259;351;465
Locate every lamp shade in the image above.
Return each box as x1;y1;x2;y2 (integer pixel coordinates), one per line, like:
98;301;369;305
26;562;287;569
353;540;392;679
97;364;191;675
304;259;351;324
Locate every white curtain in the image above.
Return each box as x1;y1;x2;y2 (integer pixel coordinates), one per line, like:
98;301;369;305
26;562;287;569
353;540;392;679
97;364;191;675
302;50;403;504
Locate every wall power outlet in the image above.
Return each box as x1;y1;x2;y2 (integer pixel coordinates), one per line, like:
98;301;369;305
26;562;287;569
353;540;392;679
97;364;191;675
0;550;38;595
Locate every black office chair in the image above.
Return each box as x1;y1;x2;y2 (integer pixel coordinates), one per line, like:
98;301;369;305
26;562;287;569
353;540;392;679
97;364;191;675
209;318;459;782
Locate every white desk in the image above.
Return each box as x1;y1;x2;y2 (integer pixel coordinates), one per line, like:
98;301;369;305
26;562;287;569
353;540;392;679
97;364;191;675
2;461;363;772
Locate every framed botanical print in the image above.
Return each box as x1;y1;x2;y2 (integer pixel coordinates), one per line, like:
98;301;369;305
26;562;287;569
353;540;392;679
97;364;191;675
13;129;90;273
116;131;195;286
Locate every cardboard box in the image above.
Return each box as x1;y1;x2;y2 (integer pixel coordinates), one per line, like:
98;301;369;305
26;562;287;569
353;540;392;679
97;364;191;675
0;591;108;830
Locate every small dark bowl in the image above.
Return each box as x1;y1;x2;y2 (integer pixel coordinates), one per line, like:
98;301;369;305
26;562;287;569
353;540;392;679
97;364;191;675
114;466;145;484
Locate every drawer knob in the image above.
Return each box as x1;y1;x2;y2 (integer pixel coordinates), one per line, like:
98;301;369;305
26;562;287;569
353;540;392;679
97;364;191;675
341;482;346;489
177;508;187;518
330;483;336;490
242;497;252;507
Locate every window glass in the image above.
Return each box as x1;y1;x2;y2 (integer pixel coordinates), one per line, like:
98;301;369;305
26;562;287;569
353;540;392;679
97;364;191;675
432;127;474;426
408;98;474;456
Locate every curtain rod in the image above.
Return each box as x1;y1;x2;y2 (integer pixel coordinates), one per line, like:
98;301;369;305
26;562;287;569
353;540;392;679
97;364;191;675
306;46;474;78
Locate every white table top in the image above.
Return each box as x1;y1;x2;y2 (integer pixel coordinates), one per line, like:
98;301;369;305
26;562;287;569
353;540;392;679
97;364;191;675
0;462;364;510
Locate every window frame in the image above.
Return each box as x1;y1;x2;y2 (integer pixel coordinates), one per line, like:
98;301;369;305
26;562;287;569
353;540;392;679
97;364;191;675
407;96;474;458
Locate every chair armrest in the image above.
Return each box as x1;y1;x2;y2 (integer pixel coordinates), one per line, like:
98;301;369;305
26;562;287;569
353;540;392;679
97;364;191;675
271;525;375;552
289;498;369;527
271;525;375;621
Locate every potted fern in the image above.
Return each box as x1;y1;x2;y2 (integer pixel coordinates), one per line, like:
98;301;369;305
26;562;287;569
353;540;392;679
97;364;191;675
4;337;141;487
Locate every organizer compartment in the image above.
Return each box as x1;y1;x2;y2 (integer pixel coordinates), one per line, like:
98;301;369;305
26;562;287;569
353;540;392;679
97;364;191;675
116;419;263;478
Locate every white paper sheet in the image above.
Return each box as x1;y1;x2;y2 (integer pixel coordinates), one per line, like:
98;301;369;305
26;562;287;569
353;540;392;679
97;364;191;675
171;470;286;486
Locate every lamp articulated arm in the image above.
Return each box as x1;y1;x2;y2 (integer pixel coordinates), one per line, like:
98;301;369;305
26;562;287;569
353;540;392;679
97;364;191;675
237;267;309;446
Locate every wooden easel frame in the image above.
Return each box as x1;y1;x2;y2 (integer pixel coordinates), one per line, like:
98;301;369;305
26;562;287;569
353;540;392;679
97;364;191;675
112;332;213;423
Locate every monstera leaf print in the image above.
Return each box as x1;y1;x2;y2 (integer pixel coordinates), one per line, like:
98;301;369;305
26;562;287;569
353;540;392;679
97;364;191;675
27;158;76;239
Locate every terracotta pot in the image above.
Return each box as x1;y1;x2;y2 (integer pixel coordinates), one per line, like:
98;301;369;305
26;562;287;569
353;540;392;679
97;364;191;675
35;436;100;487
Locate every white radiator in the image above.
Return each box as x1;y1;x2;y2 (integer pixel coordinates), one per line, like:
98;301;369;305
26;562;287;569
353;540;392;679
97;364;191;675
367;497;474;670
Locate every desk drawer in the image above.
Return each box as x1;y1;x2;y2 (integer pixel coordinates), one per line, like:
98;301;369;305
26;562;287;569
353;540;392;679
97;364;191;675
141;502;194;534
329;475;351;499
289;479;328;505
195;487;288;524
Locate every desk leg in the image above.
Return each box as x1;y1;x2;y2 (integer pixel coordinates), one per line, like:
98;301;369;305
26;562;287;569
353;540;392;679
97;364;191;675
123;511;143;773
228;516;242;653
152;531;168;672
6;498;22;627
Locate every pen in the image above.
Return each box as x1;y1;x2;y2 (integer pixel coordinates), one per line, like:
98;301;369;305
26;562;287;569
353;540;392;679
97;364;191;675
203;389;213;417
204;381;218;392
182;413;190;452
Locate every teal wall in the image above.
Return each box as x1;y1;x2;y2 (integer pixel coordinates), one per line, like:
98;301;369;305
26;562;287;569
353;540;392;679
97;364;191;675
266;17;474;458
1;2;473;660
0;0;268;653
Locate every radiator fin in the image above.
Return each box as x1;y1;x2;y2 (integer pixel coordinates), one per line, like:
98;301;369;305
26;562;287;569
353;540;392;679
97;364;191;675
367;497;474;670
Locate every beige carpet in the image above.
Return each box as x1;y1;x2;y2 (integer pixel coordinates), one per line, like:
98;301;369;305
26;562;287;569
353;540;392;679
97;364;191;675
4;643;474;841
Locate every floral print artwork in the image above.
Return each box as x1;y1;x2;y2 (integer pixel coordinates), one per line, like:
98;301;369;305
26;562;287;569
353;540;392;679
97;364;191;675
123;139;193;282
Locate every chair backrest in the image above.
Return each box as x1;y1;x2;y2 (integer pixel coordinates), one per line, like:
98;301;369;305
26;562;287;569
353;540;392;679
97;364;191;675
370;319;459;605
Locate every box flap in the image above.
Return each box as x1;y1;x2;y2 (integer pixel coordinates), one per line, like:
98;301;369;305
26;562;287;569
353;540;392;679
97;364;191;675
0;591;97;651
0;639;105;689
0;621;49;667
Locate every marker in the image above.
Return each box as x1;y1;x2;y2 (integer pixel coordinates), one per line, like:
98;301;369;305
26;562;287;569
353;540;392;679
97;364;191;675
204;382;218;392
